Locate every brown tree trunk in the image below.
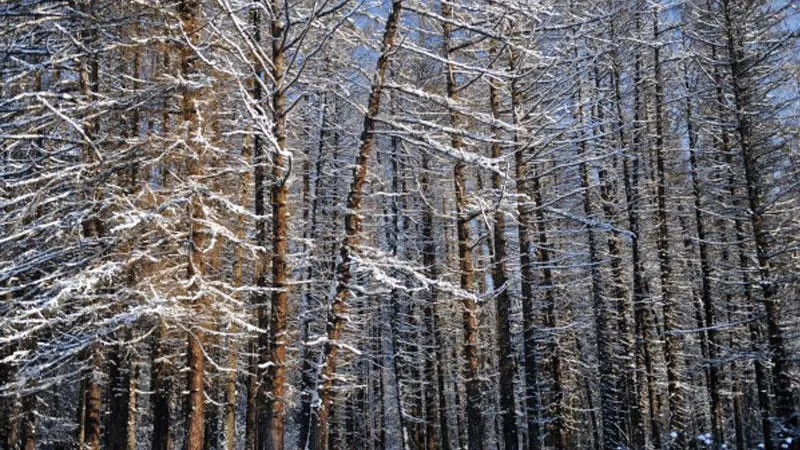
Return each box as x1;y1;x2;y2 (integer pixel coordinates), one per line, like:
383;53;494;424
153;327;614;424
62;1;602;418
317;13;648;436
85;347;102;450
264;0;289;448
180;0;207;448
309;2;403;449
440;3;483;449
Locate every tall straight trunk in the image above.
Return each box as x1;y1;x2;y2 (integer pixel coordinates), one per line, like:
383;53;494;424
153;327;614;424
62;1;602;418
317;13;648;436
308;2;403;448
127;363;139;450
298;93;329;450
77;7;102;448
180;0;207;447
509;47;542;450
595;39;642;450
107;344;133;450
530;173;565;450
264;0;289;447
226;107;253;450
85;347;102;450
610;26;659;446
684;81;725;444
578;68;618;449
185;332;206;450
247;6;272;450
591;65;639;448
387;130;411;450
651;11;688;448
722;0;794;437
705;21;774;445
440;3;482;449
489;72;519;450
151;321;172;450
421;154;445;450
20;396;34;450
150;53;173;450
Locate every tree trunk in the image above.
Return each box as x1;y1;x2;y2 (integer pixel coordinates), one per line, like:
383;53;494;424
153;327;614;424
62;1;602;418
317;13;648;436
151;322;172;450
530;172;566;450
722;0;794;438
421;154;444;450
85;347;102;450
440;3;483;448
264;0;289;447
489;68;519;450
107;344;133;450
651;10;688;448
180;0;207;447
684;78;725;445
509;47;542;450
577;67;617;450
611;32;659;448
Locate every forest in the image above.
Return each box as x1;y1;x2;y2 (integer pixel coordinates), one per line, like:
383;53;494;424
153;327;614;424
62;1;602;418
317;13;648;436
0;0;798;449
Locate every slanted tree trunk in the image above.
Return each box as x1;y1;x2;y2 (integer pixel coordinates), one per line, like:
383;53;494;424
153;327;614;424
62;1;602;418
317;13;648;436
308;2;403;449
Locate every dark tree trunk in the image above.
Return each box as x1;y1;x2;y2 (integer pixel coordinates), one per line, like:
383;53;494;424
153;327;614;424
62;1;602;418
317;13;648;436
489;67;519;450
651;10;688;448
